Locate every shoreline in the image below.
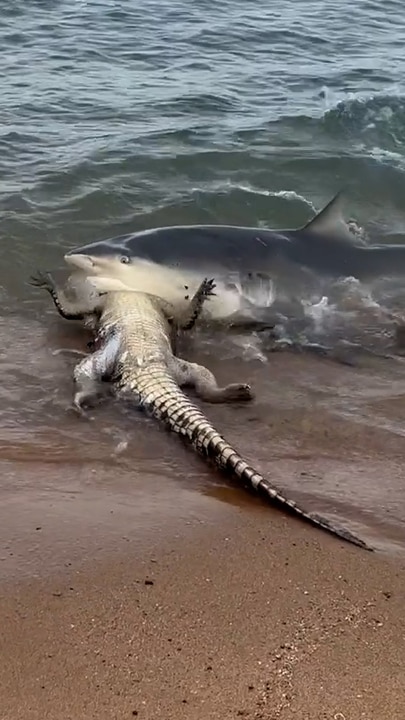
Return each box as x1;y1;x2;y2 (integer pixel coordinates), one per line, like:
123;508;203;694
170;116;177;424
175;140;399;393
1;348;405;718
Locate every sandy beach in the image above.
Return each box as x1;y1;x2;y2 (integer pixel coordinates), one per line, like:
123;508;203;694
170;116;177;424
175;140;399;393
3;0;405;715
5;0;405;713
1;346;405;720
1;491;404;720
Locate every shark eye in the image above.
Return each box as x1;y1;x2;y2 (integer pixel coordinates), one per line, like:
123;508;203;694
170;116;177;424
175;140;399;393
120;255;130;264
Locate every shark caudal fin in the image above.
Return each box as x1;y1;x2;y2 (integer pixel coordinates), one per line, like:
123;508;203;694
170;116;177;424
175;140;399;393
301;190;356;242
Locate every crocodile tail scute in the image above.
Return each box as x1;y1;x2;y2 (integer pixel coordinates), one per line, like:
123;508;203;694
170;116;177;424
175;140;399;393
136;373;372;551
197;429;372;551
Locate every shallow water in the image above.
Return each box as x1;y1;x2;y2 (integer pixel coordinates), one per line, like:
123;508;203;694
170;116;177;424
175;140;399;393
1;0;405;556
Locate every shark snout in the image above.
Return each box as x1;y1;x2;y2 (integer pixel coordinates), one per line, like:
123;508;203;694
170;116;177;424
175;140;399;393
64;253;97;272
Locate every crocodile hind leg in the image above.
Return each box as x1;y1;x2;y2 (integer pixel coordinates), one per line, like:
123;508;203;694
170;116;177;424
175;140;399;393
72;331;120;414
172;357;254;403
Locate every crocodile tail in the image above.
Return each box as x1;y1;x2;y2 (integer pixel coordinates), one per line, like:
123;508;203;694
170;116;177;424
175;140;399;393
135;371;372;551
203;438;371;551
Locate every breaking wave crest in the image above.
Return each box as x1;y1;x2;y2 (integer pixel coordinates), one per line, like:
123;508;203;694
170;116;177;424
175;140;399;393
322;90;405;155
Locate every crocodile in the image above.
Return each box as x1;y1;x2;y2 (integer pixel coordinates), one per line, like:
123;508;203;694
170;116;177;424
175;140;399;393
30;271;255;410
30;271;372;550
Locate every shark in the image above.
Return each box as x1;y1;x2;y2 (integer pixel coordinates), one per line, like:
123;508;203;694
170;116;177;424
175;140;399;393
63;191;405;323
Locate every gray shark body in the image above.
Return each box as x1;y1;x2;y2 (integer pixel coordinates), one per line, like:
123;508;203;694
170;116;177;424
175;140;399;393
63;192;405;322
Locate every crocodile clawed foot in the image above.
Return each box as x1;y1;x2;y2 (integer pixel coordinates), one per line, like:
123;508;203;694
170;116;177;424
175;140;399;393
72;394;95;421
200;277;217;298
28;270;56;292
72;404;95;421
222;383;254;402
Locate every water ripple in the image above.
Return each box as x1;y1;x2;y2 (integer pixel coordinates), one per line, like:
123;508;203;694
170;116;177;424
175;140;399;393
2;0;405;548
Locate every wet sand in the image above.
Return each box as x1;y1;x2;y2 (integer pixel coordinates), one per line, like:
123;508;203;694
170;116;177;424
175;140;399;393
1;488;404;719
1;327;405;718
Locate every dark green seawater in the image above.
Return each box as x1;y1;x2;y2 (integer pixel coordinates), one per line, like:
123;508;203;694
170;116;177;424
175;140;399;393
1;0;405;558
3;0;405;287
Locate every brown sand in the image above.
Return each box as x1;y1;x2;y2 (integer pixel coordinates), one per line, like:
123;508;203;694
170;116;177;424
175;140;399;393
1;349;405;719
1;498;404;720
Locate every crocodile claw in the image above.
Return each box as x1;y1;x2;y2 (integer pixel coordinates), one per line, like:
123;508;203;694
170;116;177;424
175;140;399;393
71;398;95;422
29;270;56;293
200;277;217;298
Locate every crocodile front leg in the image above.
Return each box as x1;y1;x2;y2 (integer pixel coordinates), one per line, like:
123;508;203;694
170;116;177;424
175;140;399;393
159;277;217;353
29;270;101;321
177;277;217;331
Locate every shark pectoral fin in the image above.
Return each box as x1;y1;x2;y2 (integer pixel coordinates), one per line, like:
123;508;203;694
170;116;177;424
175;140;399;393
301;189;356;243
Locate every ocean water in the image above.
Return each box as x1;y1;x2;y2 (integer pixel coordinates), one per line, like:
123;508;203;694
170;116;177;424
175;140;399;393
1;0;405;557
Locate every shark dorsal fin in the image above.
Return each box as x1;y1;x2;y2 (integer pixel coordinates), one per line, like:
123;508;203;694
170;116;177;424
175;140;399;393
301;191;355;242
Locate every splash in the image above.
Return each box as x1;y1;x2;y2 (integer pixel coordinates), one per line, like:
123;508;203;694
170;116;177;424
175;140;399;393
228;274;404;362
321;89;405;154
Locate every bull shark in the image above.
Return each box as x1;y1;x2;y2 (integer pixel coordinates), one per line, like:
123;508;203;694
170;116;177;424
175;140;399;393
64;191;405;322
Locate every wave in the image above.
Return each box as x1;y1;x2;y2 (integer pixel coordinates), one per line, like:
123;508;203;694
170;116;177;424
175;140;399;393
321;89;405;150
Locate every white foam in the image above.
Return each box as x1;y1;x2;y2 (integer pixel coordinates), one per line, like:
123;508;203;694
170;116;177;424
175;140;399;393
290;275;399;346
190;179;317;214
367;146;405;167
